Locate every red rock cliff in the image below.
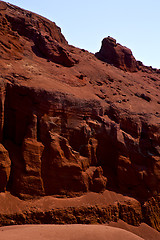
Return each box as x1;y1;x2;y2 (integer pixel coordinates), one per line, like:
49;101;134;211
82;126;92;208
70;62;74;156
0;0;160;230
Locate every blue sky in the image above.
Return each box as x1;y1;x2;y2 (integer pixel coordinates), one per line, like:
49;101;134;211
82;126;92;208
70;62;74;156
7;0;160;68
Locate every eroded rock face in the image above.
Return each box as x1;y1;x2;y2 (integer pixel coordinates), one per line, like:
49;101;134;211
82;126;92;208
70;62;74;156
0;2;159;232
95;37;138;72
0;144;11;191
0;1;77;66
1;82;159;200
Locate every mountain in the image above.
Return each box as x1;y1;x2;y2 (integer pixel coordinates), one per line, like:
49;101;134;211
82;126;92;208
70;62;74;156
0;1;159;234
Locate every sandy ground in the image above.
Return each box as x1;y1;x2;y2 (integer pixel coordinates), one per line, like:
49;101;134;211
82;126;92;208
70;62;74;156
0;224;145;240
108;220;160;240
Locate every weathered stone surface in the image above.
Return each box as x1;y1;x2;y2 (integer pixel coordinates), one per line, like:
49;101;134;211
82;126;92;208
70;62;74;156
95;36;138;72
0;1;77;66
0;191;143;227
0;0;159;231
87;166;107;192
0;81;5;141
41;132;106;196
0;144;11;191
41;132;88;195
9;138;45;198
22;138;44;174
142;195;160;231
0;1;7;10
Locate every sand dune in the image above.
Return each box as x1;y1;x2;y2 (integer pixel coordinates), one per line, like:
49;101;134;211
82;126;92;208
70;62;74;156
0;224;145;240
108;220;160;240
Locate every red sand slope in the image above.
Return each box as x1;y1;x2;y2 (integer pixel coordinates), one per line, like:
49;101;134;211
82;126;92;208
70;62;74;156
0;224;145;240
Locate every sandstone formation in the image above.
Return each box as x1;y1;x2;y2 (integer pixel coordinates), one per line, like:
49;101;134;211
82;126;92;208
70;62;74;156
0;1;76;66
95;36;138;72
0;0;159;232
0;144;11;191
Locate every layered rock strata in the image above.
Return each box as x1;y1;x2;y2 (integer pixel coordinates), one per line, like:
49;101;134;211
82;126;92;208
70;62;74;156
0;0;159;231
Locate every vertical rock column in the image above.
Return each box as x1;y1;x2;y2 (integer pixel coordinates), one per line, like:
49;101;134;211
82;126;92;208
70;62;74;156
0;81;11;192
18;114;45;198
0;144;11;191
0;81;5;142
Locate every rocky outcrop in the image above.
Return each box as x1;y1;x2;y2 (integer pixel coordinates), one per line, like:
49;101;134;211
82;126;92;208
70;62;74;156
142;195;160;231
0;1;77;66
0;203;141;227
0;191;142;227
95;36;138;72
